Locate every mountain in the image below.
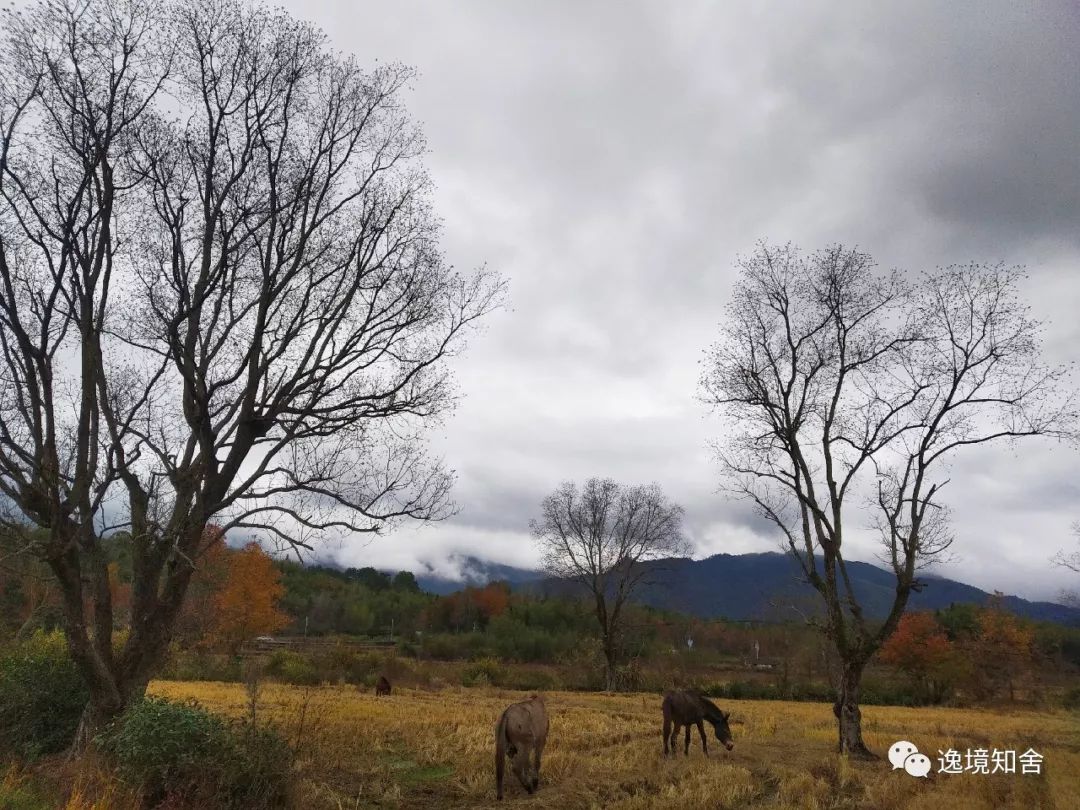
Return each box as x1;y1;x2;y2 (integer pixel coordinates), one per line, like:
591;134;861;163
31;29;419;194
414;551;1080;625
621;553;1080;625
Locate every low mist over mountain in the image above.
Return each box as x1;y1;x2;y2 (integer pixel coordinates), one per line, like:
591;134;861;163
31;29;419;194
410;552;1080;625
408;554;544;595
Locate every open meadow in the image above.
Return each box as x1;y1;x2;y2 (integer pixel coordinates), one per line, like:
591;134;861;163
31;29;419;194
150;681;1080;810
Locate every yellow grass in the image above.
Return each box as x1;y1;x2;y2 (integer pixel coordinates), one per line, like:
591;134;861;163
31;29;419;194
147;681;1080;809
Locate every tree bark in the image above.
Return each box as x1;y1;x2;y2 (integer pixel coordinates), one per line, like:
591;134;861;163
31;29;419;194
70;701;115;757
602;638;617;691
835;661;875;759
68;651;163;755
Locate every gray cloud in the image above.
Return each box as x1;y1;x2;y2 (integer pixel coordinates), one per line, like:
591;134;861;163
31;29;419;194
284;0;1080;600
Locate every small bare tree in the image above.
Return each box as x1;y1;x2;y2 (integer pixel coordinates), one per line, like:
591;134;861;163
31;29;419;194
242;656;266;728
1052;521;1080;608
532;478;687;690
0;0;502;744
701;243;1072;757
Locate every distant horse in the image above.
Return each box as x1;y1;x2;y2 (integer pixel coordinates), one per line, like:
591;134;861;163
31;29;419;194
375;675;391;696
495;694;549;800
661;690;734;757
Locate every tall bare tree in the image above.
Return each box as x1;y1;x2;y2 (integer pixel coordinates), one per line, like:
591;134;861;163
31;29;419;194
0;0;502;742
532;478;687;690
700;243;1072;757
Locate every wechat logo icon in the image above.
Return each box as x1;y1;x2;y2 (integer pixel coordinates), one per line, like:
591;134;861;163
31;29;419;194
889;741;932;777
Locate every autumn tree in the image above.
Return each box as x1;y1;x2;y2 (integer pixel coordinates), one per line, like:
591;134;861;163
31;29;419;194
0;0;501;744
878;612;965;703
965;599;1035;702
472;582;511;624
209;542;289;653
173;526;231;646
532;478;688;690
701;243;1073;756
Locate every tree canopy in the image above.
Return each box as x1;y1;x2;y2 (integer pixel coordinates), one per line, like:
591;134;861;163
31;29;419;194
0;0;501;734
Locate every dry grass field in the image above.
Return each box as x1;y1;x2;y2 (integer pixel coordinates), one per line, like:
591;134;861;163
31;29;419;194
149;681;1080;810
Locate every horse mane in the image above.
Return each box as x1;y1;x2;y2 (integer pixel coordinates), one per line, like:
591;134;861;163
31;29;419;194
696;694;725;722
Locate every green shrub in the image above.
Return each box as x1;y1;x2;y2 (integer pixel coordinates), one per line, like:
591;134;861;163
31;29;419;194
159;649;242;682
96;697;292;809
505;666;560;692
461;657;504;687
0;631;89;759
310;648;357;684
265;650;320;685
396;640;420;658
421;632;489;661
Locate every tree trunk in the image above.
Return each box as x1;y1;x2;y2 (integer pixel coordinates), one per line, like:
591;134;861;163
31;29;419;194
70;701;113;757
603;642;616;691
69;670;156;757
835;661;875;759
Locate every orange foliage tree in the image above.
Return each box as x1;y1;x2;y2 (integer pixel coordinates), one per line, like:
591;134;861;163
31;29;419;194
174;526;231;646
172;526;289;653
878;611;965;703
965;599;1035;701
472;582;511;623
881;601;1036;704
209;542;290;653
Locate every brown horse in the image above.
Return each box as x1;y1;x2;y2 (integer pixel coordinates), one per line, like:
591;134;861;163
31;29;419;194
661;690;734;757
495;694;549;800
375;675;391;696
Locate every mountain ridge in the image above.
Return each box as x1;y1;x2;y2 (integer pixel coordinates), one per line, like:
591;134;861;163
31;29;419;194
409;551;1079;626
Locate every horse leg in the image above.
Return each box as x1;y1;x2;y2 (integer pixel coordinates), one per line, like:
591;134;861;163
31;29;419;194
496;732;506;800
532;738;544;790
683;725;691;756
662;716;671;756
697;721;709;757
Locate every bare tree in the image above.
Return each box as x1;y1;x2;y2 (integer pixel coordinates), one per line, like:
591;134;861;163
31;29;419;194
532;478;687;690
0;0;502;744
700;243;1072;757
1052;521;1080;607
1052;521;1080;573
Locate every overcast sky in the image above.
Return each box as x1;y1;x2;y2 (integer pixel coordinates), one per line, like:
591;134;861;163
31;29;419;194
281;0;1080;601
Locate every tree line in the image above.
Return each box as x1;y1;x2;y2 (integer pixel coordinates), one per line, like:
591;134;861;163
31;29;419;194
7;518;1076;709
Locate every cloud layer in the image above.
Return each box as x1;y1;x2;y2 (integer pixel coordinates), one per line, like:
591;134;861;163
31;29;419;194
289;0;1080;600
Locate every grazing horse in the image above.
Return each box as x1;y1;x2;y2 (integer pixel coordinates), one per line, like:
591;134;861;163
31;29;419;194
375;675;391;696
495;694;549;800
661;690;734;757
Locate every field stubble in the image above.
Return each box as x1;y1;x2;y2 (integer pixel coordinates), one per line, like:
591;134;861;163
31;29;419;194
150;681;1080;810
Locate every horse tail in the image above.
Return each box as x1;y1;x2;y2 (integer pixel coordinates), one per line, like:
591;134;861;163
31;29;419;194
495;710;508;799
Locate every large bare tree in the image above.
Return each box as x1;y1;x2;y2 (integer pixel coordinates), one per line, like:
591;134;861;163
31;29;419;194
700;243;1072;757
0;0;502;742
532;478;687;690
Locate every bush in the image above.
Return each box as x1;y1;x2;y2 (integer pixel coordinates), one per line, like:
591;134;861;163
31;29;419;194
96;697;292;809
461;657;504;687
265;650;320;686
0;631;89;759
159;649;242;682
504;666;561;692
